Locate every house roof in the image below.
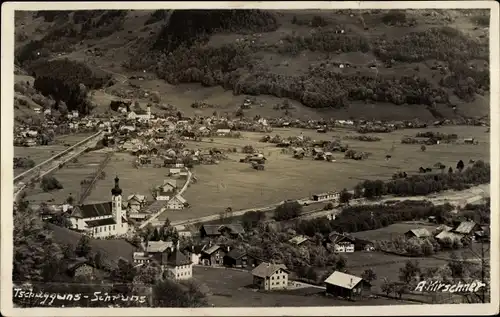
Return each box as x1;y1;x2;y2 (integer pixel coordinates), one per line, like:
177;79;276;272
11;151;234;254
251;262;289;278
170;194;187;204
146;240;173;253
70;202;112;219
435;231;465;242
144;200;167;213
288;235;309;245
436;225;453;232
407;228;432;238
85;217;117;228
324;271;364;290
127;194;146;202
454;221;478;234
202;244;222;255
329;233;356;244
201;224;245;236
161;179;177;189
164;248;192;266
225;248;246;260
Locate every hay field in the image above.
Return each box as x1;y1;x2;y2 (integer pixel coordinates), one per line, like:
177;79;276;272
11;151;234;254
193;266;412;307
178;125;489;220
23;150;108;205
14;133;95;177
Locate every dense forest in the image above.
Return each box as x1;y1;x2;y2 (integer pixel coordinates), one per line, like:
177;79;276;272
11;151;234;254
29;59;112;115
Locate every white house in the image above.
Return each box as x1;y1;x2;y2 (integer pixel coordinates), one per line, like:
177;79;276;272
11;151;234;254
162;242;193;280
33;107;41;114
334;242;355;253
216;129;231;136
251;262;289;291
69;176;129;238
166;194;187;210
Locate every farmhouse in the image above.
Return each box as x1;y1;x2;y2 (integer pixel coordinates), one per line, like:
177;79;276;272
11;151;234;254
334;241;355;253
200;244;229;266
199;224;245;239
223;249;261;269
453;221;482;238
166;194;187;210
404;228;432;239
435;231;465;244
66;257;103;281
69;176;128;238
154;179;177;200
251;262;289;291
160;243;193;280
312;192;340;202
127;194;147;213
324;271;371;300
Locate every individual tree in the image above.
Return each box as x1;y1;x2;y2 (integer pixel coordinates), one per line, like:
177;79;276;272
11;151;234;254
40;175;63;192
339;188;353;204
152;279;208;307
399;260;421;284
274;200;302;221
457;159;465;172
381;279;394;296
421;145;426;152
448;167;453;174
75;235;92;258
361;269;377;283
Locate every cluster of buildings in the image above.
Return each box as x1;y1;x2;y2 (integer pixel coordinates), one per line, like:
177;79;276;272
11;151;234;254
406;220;490;244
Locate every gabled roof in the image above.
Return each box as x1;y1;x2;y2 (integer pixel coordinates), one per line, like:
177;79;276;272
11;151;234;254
202;244;222;255
71;202;113;219
144;200;167;213
436;225;453;232
329;232;356;244
163;248;192;267
251;262;289;278
288;235;309;245
225;248;246;260
146;240;173;253
406;228;432;238
170;194;187;204
435;231;464;242
324;271;364;289
454;221;479;234
161;179;177;189
127;194;146;203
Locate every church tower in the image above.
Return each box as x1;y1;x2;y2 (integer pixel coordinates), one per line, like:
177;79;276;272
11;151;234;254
111;175;123;230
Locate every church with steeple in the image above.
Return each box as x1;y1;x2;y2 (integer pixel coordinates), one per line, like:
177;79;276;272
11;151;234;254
69;176;129;238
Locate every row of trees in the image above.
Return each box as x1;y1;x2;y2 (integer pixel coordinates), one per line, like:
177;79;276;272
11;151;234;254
294;201;453;236
357;160;489;198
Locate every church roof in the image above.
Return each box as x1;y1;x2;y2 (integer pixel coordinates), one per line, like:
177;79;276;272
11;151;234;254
71;202;113;219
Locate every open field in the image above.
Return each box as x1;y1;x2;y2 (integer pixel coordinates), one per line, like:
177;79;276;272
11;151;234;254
351;222;440;242
193;266;415;307
14;133;95;176
22;150;109;205
175;125;489;220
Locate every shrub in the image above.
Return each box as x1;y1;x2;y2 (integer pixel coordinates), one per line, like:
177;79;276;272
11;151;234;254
13;157;36;169
274;200;302;221
40;176;63;192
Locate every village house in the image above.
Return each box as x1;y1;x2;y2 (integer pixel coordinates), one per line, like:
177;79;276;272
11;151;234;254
65;257;103;281
68;176;128;238
154;179;177;200
33;107;41;114
133;251;153;265
404;228;432;239
165;194;187;210
159;242;193;280
182;245;206;265
453;221;482;239
223;249;262;269
312;191;340;202
200;244;228;266
324;271;371;300
127;194;147;213
199;224;245;239
334;241;355;253
435;230;465;244
251;262;290;291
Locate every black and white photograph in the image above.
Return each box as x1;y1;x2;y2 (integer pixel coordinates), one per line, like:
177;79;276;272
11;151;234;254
1;1;498;315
